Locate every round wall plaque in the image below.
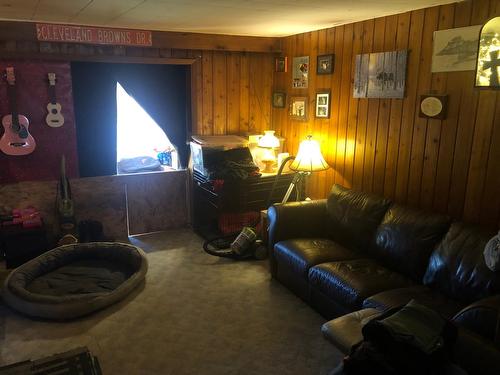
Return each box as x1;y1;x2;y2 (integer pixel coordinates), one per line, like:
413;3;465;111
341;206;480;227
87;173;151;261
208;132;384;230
419;95;448;119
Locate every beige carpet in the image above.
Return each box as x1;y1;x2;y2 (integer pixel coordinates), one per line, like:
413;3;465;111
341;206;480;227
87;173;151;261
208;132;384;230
0;229;342;374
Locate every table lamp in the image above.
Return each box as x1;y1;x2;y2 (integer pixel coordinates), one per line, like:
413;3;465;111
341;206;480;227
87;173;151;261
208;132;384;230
258;130;280;173
282;135;329;203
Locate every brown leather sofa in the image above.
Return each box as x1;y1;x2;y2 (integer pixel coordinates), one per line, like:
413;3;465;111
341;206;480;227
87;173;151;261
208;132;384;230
267;184;500;374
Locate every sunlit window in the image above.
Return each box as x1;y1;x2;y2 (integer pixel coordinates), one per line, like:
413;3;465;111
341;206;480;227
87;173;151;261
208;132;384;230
116;82;176;170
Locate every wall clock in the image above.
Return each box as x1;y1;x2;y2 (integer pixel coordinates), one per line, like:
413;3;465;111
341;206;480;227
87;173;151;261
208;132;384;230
419;95;448;119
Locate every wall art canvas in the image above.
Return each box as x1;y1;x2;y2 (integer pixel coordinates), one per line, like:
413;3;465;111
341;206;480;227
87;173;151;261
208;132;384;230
292;56;309;88
354;50;407;99
431;25;482;72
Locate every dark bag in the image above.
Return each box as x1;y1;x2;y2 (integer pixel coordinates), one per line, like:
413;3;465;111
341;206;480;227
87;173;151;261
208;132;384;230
343;300;458;375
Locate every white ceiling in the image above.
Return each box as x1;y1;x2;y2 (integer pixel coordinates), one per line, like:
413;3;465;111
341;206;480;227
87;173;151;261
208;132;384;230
0;0;462;37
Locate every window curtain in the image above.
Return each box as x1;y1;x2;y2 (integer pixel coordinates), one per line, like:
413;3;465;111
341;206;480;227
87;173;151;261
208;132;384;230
72;62;118;177
71;62;189;177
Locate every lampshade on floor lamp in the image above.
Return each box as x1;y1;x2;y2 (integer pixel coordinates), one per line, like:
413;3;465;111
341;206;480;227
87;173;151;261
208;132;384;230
282;135;329;203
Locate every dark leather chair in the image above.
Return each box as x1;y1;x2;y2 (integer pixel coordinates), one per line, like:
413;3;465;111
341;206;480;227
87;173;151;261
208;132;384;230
267;184;500;375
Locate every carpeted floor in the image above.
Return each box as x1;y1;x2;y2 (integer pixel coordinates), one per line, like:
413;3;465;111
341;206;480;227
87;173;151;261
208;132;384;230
0;229;343;374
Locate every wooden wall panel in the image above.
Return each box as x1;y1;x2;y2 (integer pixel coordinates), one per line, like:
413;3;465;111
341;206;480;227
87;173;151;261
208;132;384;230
190;50;274;136
272;0;500;228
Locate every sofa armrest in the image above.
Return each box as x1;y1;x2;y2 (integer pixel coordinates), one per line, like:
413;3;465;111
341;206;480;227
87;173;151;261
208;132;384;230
452;295;500;344
453;327;500;375
267;199;328;249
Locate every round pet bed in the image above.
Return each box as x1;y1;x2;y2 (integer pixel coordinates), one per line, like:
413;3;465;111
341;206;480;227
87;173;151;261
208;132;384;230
2;242;148;320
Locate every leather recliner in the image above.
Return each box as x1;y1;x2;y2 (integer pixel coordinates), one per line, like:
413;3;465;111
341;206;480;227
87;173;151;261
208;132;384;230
267;184;500;375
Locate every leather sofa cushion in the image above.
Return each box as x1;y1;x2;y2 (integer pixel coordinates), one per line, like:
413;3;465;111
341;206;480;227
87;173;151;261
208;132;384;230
423;223;500;304
326;184;391;253
453;295;500;343
274;238;361;279
321;308;382;354
373;204;451;281
362;285;463;319
308;259;413;311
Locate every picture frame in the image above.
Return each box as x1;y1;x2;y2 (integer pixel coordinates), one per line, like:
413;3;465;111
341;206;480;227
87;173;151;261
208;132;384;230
315;91;330;118
272;92;286;108
432;25;482;73
317;54;334;75
353;50;408;99
292;56;309;88
275;56;288;73
290;96;308;121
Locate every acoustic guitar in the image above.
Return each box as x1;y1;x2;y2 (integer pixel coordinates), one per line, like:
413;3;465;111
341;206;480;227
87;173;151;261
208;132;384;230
46;72;64;127
0;67;36;156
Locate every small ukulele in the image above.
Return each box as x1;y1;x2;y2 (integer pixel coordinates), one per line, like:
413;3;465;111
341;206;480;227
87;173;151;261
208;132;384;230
46;72;64;127
0;67;36;156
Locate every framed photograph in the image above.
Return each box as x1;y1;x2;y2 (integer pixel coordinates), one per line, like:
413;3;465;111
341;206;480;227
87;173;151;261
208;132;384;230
272;92;286;108
292;56;309;88
315;91;330;118
317;54;334;74
432;25;482;72
275;56;288;72
290;96;308;121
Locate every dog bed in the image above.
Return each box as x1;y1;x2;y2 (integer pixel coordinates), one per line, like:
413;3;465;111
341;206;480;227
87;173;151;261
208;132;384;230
2;242;148;320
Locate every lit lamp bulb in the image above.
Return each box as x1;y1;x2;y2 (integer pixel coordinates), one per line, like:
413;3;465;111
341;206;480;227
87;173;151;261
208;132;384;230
258;130;280;173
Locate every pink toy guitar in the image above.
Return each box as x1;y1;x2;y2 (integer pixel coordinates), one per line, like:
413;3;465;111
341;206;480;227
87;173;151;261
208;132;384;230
46;72;64;127
0;67;36;156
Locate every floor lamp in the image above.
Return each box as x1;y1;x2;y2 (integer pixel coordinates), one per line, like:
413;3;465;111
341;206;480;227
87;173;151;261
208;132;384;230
282;135;329;204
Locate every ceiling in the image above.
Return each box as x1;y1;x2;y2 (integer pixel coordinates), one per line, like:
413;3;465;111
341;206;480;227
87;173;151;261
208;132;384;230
0;0;461;37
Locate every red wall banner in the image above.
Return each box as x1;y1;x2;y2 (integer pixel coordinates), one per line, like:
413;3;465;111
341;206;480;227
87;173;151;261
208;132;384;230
36;23;153;47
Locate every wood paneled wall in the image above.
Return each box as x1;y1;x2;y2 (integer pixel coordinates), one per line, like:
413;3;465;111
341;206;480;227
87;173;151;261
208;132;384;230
272;0;500;228
191;51;274;136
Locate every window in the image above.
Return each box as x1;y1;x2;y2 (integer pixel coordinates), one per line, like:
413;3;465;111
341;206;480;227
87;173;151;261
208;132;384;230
116;82;177;172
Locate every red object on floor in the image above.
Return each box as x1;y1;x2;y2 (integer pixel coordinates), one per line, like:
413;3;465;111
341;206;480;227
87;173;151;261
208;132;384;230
218;211;260;235
1;207;43;228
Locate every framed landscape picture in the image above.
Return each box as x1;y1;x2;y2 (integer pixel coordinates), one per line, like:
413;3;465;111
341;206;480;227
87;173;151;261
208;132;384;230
317;54;334;74
354;50;408;98
290;96;308;120
432;25;482;72
315;91;330;118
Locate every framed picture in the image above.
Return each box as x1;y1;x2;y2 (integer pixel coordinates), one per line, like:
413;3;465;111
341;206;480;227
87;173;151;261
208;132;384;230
317;54;334;74
354;50;408;99
315;91;330;118
432;25;482;73
275;56;288;72
475;17;500;87
272;92;286;108
290;96;308;121
292;56;309;88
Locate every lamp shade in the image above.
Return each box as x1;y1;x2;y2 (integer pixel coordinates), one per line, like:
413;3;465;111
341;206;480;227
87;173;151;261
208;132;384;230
258;130;280;148
290;135;329;172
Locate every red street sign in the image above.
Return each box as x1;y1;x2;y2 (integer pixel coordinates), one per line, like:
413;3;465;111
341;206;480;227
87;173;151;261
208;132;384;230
36;23;153;47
